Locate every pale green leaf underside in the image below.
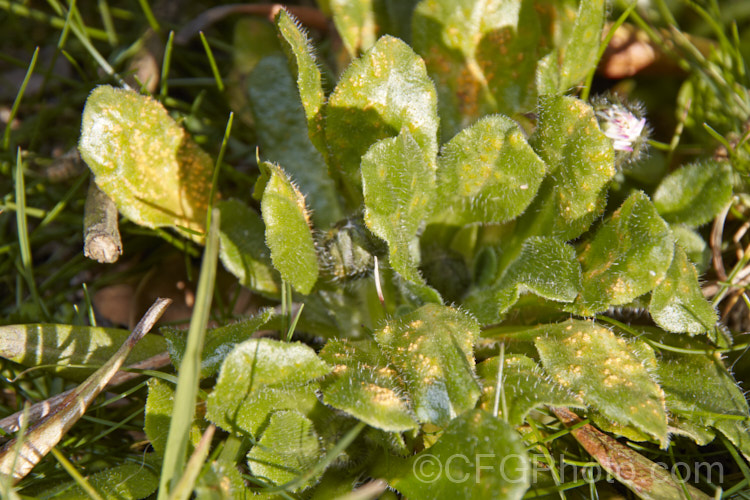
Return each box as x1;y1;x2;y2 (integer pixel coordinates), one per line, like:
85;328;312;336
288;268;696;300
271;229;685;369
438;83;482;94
217;199;279;296
79;85;212;238
653;160;733;227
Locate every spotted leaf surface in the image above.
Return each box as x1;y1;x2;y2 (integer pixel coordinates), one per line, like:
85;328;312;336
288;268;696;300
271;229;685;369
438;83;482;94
465;236;581;323
326;36;439;198
247;410;324;491
413;0;543;138
435;115;547;225
329;0;380;57
536;0;605;94
477;354;583;426
319;339;418;432
507;95;614;255
534;320;668;447
362;129;440;303
217;199;279;296
385;410;529;500
206;338;330;437
79;85;212;239
258;161;320;294
575;192;674;315
653;160;733;227
649;246;718;337
374;304;480;426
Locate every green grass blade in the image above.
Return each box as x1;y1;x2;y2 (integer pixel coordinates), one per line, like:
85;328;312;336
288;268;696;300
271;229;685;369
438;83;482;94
137;0;160;32
14;149;49;319
0;0;107;40
167;425;215;500
199;31;224;92
157;208;220;499
206;112;233;229
97;0;118;46
160;30;175;99
3;48;38;150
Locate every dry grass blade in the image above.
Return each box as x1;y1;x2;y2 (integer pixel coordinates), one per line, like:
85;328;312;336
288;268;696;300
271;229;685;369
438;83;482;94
552;407;712;500
0;352;171;435
0;298;172;482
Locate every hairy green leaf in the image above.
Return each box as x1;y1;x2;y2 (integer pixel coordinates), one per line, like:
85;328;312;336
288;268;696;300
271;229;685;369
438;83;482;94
435;115;547;225
45;458;161;500
326;36;439;198
362;129;441;303
534;320;668;447
477;354;583;426
145;378;203;456
536;0;605;94
386;410;529;499
258;162;319;294
206;338;330;436
413;0;543;138
248;56;342;228
319;339;418;432
79;85;212;239
514;94;614;245
653;161;733;227
163;308;275;378
329;0;380;57
465;237;581;323
247;410;324;491
217;199;279;296
650;246;718;336
576;192;674;315
275;8;328;156
374;304;480;426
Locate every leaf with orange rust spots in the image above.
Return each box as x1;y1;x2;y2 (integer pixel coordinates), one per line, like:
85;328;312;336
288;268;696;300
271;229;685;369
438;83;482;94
326;36;439;204
374;304;480;427
574;192;673;315
534;320;669;447
319;339;418;432
536;0;606;94
79;86;213;241
649;246;719;338
413;0;544;139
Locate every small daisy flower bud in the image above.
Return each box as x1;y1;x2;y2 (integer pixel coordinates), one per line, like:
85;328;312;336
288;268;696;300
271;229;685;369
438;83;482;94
592;93;650;166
